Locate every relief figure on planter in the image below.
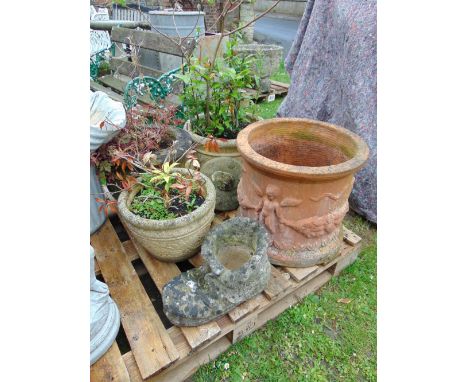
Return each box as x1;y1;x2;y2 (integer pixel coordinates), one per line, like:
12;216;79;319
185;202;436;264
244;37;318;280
238;181;302;234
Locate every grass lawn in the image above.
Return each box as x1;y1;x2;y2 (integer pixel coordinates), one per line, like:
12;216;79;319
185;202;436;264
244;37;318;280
192;64;377;381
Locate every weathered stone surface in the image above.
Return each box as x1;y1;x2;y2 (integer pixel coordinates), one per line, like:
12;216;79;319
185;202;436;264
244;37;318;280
117;168;216;262
234;43;284;93
201;157;243;211
90;246;120;365
236;118;368;267
162;217;271;326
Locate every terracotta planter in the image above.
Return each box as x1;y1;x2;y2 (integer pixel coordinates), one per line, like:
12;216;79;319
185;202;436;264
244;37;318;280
117;168;216;262
236;118;369;267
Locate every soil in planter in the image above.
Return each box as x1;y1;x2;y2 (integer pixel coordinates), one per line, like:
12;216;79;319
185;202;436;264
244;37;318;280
130;187;205;221
217;245;252;270
252;136;350;167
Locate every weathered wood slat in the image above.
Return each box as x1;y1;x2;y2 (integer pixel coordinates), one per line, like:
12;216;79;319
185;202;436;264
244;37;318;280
124;237;222;351
282;264;320;283
270;80;290;89
90;80;124;103
331;243;361;276
90;342;130;382
343;226;362;246
111;27;193;57
263;266;292;300
227;294;264;323
91;220;179;379
110;56;163;79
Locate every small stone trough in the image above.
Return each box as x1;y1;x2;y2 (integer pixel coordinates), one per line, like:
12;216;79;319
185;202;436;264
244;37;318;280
90;209;362;382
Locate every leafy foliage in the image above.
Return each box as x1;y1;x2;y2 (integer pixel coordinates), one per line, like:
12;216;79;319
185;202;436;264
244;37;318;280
177;36;258;139
129;165;206;221
91;105;183;190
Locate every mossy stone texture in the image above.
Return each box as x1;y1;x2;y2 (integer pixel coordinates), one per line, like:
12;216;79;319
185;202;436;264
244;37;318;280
162;217;271;326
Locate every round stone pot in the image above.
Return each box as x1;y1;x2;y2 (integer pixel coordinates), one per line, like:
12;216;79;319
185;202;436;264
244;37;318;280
236;118;369;267
183;114;260;165
117;168;216;262
234;44;284;93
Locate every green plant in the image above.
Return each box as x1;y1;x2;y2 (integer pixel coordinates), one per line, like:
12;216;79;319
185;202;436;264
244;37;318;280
176;36;258;139
128;159;207;221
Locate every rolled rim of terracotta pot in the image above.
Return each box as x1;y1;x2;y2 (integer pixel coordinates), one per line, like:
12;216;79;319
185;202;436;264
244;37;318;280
237;118;369;180
117;168;216;230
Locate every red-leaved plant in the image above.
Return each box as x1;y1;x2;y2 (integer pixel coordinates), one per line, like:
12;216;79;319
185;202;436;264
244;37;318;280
91;105;183;192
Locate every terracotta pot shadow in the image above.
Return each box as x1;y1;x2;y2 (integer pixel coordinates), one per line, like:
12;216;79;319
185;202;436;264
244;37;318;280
236;118;369;267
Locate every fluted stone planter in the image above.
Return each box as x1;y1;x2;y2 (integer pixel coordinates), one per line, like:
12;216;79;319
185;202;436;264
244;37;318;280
234;43;284;93
117;168;216;262
237;118;369;267
90;246;120;365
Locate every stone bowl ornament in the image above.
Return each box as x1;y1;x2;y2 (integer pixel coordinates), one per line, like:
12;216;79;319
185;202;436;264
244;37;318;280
234;43;284;93
237;118;369;267
162;217;271;326
117;168;216;262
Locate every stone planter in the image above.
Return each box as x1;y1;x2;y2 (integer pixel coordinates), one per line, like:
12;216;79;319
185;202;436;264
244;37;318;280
183;114;260;165
184;114;260;211
237;118;369;267
101;126;193;208
162;217;271;326
234;44;284;93
117;168;216;262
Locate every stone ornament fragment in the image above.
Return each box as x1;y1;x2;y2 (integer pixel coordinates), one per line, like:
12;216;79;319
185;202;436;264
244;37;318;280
162;217;271;326
201;157;243;211
90;246;120;365
236;118;369;267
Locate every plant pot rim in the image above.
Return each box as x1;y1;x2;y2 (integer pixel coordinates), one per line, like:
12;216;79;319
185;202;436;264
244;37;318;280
237;118;369;180
184;114;262;148
235;43;284;52
117;168;216;229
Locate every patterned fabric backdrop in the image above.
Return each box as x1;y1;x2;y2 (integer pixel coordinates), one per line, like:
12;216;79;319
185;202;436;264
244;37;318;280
278;0;377;223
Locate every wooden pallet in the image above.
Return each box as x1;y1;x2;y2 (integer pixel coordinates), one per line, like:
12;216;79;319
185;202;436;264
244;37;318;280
244;80;290;102
90;211;361;382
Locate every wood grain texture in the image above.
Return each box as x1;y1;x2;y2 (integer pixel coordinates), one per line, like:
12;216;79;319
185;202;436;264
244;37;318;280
90;80;124;102
90;342;130;382
282;264;320;282
91;220;179;379
263;266;293;300
228;294;263;323
110;57;163;79
111;27;193;56
343;226;362;246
